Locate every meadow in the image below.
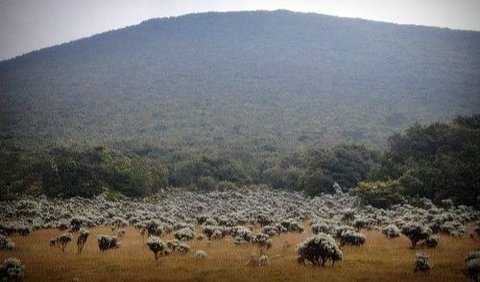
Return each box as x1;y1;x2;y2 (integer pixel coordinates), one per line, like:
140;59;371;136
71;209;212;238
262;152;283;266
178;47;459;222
1;225;478;282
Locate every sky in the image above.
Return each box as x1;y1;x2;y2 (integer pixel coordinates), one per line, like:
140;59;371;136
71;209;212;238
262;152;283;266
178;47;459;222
0;0;479;61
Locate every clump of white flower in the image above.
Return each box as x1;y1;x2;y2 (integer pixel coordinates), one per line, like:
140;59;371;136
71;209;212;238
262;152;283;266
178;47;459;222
0;235;15;251
382;224;400;239
97;235;120;251
339;230;366;247
465;251;480;281
425;235;439;248
414;253;432;272
0;258;25;280
76;228;89;254
49;233;72;252
297;233;343;267
146;236;170;260
401;223;432;248
174;227;195;241
194;249;207;259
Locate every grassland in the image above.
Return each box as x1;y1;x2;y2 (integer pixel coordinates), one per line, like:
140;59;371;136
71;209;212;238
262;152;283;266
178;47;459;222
1;226;478;281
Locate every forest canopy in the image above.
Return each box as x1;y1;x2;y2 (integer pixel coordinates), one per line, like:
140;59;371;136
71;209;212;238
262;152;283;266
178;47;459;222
1;115;478;208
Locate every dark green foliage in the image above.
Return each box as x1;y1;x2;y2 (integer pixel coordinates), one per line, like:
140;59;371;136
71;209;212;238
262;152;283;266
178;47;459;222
301;145;381;196
0;113;478;204
169;156;249;190
0;11;479;202
378;115;480;206
356;181;405;209
1;11;479;152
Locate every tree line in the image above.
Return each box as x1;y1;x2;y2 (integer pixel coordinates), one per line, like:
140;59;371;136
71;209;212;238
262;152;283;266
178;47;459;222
1;114;478;208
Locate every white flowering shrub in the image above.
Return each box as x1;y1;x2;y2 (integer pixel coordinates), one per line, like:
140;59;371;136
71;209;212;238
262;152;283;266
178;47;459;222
176;243;190;254
210;229;224;241
97;235;120;251
145;220;163;236
253;233;272;254
465;251;480;281
261;226;279;237
146;236;170;260
311;223;333;235
202;225;217;240
49;233;72;252
425;235;439;248
401;223;432;248
77;228;89;254
0;258;25;280
69;217;83;232
280;219;304;233
174;227;195;241
334;226;355;239
342;209;356;222
194;249;207;259
382;224;400;239
297;233;343;267
234;227;253;243
339;230;366;247
259;255;269;265
16;225;31;237
414;253;432;272
247;255;268;267
256;214;273;227
0;235;15;251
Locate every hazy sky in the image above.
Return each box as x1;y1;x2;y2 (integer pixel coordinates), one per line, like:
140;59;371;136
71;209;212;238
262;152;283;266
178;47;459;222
1;0;479;61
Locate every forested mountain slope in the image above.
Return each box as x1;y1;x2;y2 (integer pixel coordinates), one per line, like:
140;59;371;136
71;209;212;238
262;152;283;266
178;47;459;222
1;10;479;151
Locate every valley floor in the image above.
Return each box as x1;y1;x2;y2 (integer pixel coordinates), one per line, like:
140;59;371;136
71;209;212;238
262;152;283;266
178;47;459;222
1;226;478;282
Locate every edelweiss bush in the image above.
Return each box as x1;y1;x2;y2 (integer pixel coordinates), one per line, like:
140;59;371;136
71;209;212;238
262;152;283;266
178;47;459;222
297;233;343;267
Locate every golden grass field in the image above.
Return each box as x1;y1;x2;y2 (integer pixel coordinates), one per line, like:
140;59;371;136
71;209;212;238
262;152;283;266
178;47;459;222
1;226;479;282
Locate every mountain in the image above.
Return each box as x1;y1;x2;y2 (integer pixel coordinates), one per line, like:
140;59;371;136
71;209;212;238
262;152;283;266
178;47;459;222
1;10;479;152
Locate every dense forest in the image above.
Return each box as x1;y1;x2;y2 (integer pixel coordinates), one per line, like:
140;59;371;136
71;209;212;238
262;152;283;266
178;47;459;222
1;115;478;208
0;11;479;208
1;11;479;151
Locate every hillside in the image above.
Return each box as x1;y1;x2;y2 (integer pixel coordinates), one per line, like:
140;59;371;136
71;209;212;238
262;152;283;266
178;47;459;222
1;10;480;152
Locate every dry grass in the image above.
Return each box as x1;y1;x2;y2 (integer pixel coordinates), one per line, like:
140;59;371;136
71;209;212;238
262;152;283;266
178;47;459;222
1;226;479;282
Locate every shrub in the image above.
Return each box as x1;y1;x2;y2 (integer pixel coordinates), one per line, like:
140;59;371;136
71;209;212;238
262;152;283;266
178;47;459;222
342;209;356;222
253;233;272;254
97;235;119;251
145;220;163;236
176;243;190;254
401;223;432;248
255;214;273;227
414;253;432;272
425;235;439;248
194;249;207;259
280;219;304;233
16;225;31;237
49;233;72;252
247;255;269;267
334;226;355;239
382;224;401;239
174;227;195;241
259;255;269;266
69;217;83;232
0;258;25;280
77;228;89;254
296;233;343;267
234;227;253;241
0;235;15;251
339;230;366;247
353;218;368;231
465;251;480;281
146;236;170;260
311;223;333;235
